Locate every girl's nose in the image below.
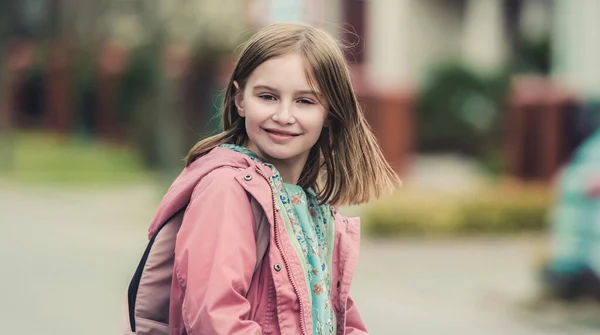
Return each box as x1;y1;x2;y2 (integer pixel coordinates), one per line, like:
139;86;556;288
271;103;295;124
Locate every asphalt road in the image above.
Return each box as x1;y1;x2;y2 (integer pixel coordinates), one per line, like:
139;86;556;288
1;183;598;334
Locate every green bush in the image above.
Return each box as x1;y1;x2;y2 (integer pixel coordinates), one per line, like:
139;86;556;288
362;185;550;237
418;63;509;157
458;190;549;234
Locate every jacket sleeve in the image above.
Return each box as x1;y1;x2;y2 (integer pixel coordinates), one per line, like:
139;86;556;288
345;295;368;334
173;169;262;335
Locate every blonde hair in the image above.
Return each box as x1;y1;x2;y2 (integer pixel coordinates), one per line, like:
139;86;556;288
186;23;399;205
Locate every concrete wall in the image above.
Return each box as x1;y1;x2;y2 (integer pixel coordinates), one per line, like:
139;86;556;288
365;0;508;88
553;0;600;100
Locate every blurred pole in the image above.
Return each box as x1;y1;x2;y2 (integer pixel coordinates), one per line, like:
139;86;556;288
0;0;17;172
462;0;508;74
0;52;15;172
96;41;130;143
339;0;366;63
181;50;221;149
44;0;73;137
519;0;551;43
552;0;600;146
155;43;190;187
269;0;303;22
363;0;414;173
44;42;72;137
552;0;600;101
366;0;412;87
0;40;34;171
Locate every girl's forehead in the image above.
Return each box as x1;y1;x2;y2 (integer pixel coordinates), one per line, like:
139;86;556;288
247;54;320;93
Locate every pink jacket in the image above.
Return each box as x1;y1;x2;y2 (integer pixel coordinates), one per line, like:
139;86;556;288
148;147;368;335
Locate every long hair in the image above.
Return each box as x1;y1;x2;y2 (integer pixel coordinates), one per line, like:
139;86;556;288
186;23;399;205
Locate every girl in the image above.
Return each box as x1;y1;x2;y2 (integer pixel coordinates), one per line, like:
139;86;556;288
150;23;399;335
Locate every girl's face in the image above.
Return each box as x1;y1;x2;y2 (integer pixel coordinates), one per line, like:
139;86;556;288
235;53;329;171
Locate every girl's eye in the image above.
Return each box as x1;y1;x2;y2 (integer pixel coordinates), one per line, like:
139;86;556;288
297;98;315;105
259;94;277;101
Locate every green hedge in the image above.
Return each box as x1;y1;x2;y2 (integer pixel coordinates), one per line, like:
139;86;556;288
1;132;152;185
362;185;550;237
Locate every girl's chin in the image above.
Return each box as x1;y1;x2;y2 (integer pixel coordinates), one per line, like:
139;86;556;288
255;145;305;162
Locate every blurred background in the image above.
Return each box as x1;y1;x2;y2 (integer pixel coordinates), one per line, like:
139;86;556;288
2;0;600;334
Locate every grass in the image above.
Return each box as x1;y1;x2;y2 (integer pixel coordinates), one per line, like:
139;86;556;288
0;132;154;186
361;183;552;237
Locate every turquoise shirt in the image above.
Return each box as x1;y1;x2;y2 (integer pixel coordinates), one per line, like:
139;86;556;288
283;183;336;334
221;144;336;334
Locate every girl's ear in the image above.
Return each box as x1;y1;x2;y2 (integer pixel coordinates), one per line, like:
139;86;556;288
233;81;245;117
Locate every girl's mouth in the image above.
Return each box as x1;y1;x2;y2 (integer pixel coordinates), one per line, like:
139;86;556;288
263;128;301;141
263;128;301;136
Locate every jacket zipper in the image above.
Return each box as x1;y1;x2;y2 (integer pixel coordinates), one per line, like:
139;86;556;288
255;166;308;335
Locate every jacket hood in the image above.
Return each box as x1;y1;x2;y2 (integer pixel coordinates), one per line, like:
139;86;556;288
147;146;271;238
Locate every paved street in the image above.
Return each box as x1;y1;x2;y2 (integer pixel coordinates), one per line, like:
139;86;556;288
1;183;598;334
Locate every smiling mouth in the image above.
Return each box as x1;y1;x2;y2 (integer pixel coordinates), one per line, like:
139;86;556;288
263;128;301;136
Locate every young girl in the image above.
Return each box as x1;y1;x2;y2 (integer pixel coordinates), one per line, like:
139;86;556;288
149;23;399;335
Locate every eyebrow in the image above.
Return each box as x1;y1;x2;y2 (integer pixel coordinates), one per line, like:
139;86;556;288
252;84;322;97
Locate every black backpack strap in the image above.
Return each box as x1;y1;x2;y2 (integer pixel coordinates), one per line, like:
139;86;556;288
127;208;185;332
